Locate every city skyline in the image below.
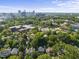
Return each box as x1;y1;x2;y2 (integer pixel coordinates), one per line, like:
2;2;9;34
0;0;79;13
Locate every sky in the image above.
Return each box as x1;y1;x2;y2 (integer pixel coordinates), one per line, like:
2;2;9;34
0;0;79;13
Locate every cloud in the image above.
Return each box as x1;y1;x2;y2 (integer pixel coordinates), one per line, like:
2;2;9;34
0;6;37;13
50;0;79;12
0;0;79;13
0;6;19;13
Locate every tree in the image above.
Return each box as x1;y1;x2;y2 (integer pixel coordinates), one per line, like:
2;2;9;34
48;35;58;47
25;55;32;59
52;42;79;59
37;54;52;59
7;55;21;59
31;32;48;48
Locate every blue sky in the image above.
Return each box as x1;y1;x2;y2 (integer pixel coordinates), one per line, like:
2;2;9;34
0;0;79;13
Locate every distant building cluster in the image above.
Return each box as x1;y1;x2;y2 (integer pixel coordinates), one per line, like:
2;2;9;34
0;10;46;21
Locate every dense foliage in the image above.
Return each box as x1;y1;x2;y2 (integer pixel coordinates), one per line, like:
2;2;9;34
0;16;79;59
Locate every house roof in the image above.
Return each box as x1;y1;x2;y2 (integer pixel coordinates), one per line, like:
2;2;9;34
38;46;45;52
9;25;21;29
72;23;79;29
11;48;18;55
46;47;52;53
0;49;11;57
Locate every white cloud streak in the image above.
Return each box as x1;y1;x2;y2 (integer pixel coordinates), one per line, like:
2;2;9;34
0;0;79;13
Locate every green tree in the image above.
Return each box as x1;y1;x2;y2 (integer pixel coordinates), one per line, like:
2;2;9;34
37;54;52;59
31;32;47;48
25;55;32;59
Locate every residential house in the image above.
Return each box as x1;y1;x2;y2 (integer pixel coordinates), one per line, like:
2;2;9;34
11;48;18;55
0;49;11;57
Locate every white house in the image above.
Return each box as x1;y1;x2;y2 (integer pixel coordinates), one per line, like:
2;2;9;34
11;48;18;55
46;47;52;54
72;23;79;29
0;48;11;57
71;23;79;31
10;25;35;32
38;46;45;52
